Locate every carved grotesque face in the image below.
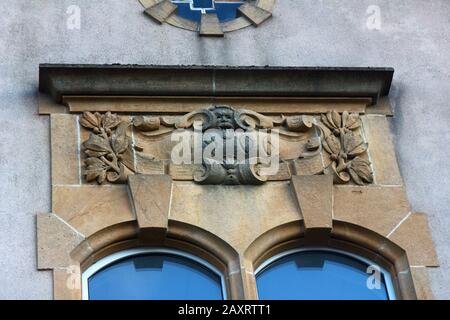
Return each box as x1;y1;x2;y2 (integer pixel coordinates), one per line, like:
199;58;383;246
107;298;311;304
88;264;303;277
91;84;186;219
213;107;235;129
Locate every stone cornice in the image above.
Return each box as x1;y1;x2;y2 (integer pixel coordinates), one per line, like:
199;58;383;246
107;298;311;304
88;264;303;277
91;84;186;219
39;64;394;105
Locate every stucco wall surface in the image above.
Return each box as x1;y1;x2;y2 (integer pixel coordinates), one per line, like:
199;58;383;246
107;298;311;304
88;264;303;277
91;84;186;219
0;0;448;299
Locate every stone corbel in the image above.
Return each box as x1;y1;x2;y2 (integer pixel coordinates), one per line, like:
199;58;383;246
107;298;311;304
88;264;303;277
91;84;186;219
291;175;333;243
128;174;172;242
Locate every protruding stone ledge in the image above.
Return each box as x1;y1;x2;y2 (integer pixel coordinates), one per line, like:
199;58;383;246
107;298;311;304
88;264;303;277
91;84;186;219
39;65;394;105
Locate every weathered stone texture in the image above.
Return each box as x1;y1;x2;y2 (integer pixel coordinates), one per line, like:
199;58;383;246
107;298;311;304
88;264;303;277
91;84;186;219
37;213;84;269
411;267;435;300
135;154;165;175
362;116;403;186
170;182;300;252
128;174;171;232
53;267;82;300
293;156;324;176
333;186;411;237
238;3;272;26
291;175;333;231
144;0;177;24
1;0;448;300
52;185;134;237
200;14;224;37
389;212;439;267
51;114;80;185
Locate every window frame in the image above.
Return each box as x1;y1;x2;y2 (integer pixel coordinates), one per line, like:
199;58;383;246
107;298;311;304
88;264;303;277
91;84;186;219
81;247;228;300
254;247;397;300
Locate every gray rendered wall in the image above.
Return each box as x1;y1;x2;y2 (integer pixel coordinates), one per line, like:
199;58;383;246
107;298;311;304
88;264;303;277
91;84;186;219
0;0;448;299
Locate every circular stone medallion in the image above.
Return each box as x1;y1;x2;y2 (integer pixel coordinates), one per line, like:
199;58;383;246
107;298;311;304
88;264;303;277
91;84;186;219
139;0;275;36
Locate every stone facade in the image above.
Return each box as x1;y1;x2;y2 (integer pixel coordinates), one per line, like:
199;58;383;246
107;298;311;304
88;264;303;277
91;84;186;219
0;0;449;299
35;65;437;299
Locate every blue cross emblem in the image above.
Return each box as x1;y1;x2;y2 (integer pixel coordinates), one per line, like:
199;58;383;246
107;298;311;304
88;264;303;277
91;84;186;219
171;0;245;23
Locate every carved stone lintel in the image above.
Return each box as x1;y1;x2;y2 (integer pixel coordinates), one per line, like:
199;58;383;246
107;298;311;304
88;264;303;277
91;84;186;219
79;108;373;186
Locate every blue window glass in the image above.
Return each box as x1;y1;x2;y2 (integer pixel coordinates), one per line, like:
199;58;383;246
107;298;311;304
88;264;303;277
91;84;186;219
256;251;392;300
87;253;224;300
172;0;245;23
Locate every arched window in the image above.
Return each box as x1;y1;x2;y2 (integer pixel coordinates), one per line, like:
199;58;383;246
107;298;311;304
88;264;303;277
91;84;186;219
255;249;396;300
82;248;226;300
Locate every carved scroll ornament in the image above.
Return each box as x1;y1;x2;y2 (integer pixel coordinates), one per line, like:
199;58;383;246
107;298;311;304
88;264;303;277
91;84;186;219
78;108;373;186
134;105;314;133
133;106;319;185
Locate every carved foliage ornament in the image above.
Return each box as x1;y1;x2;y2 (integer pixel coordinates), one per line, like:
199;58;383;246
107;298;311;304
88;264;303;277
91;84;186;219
79;109;373;186
80;112;136;184
318;111;374;186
